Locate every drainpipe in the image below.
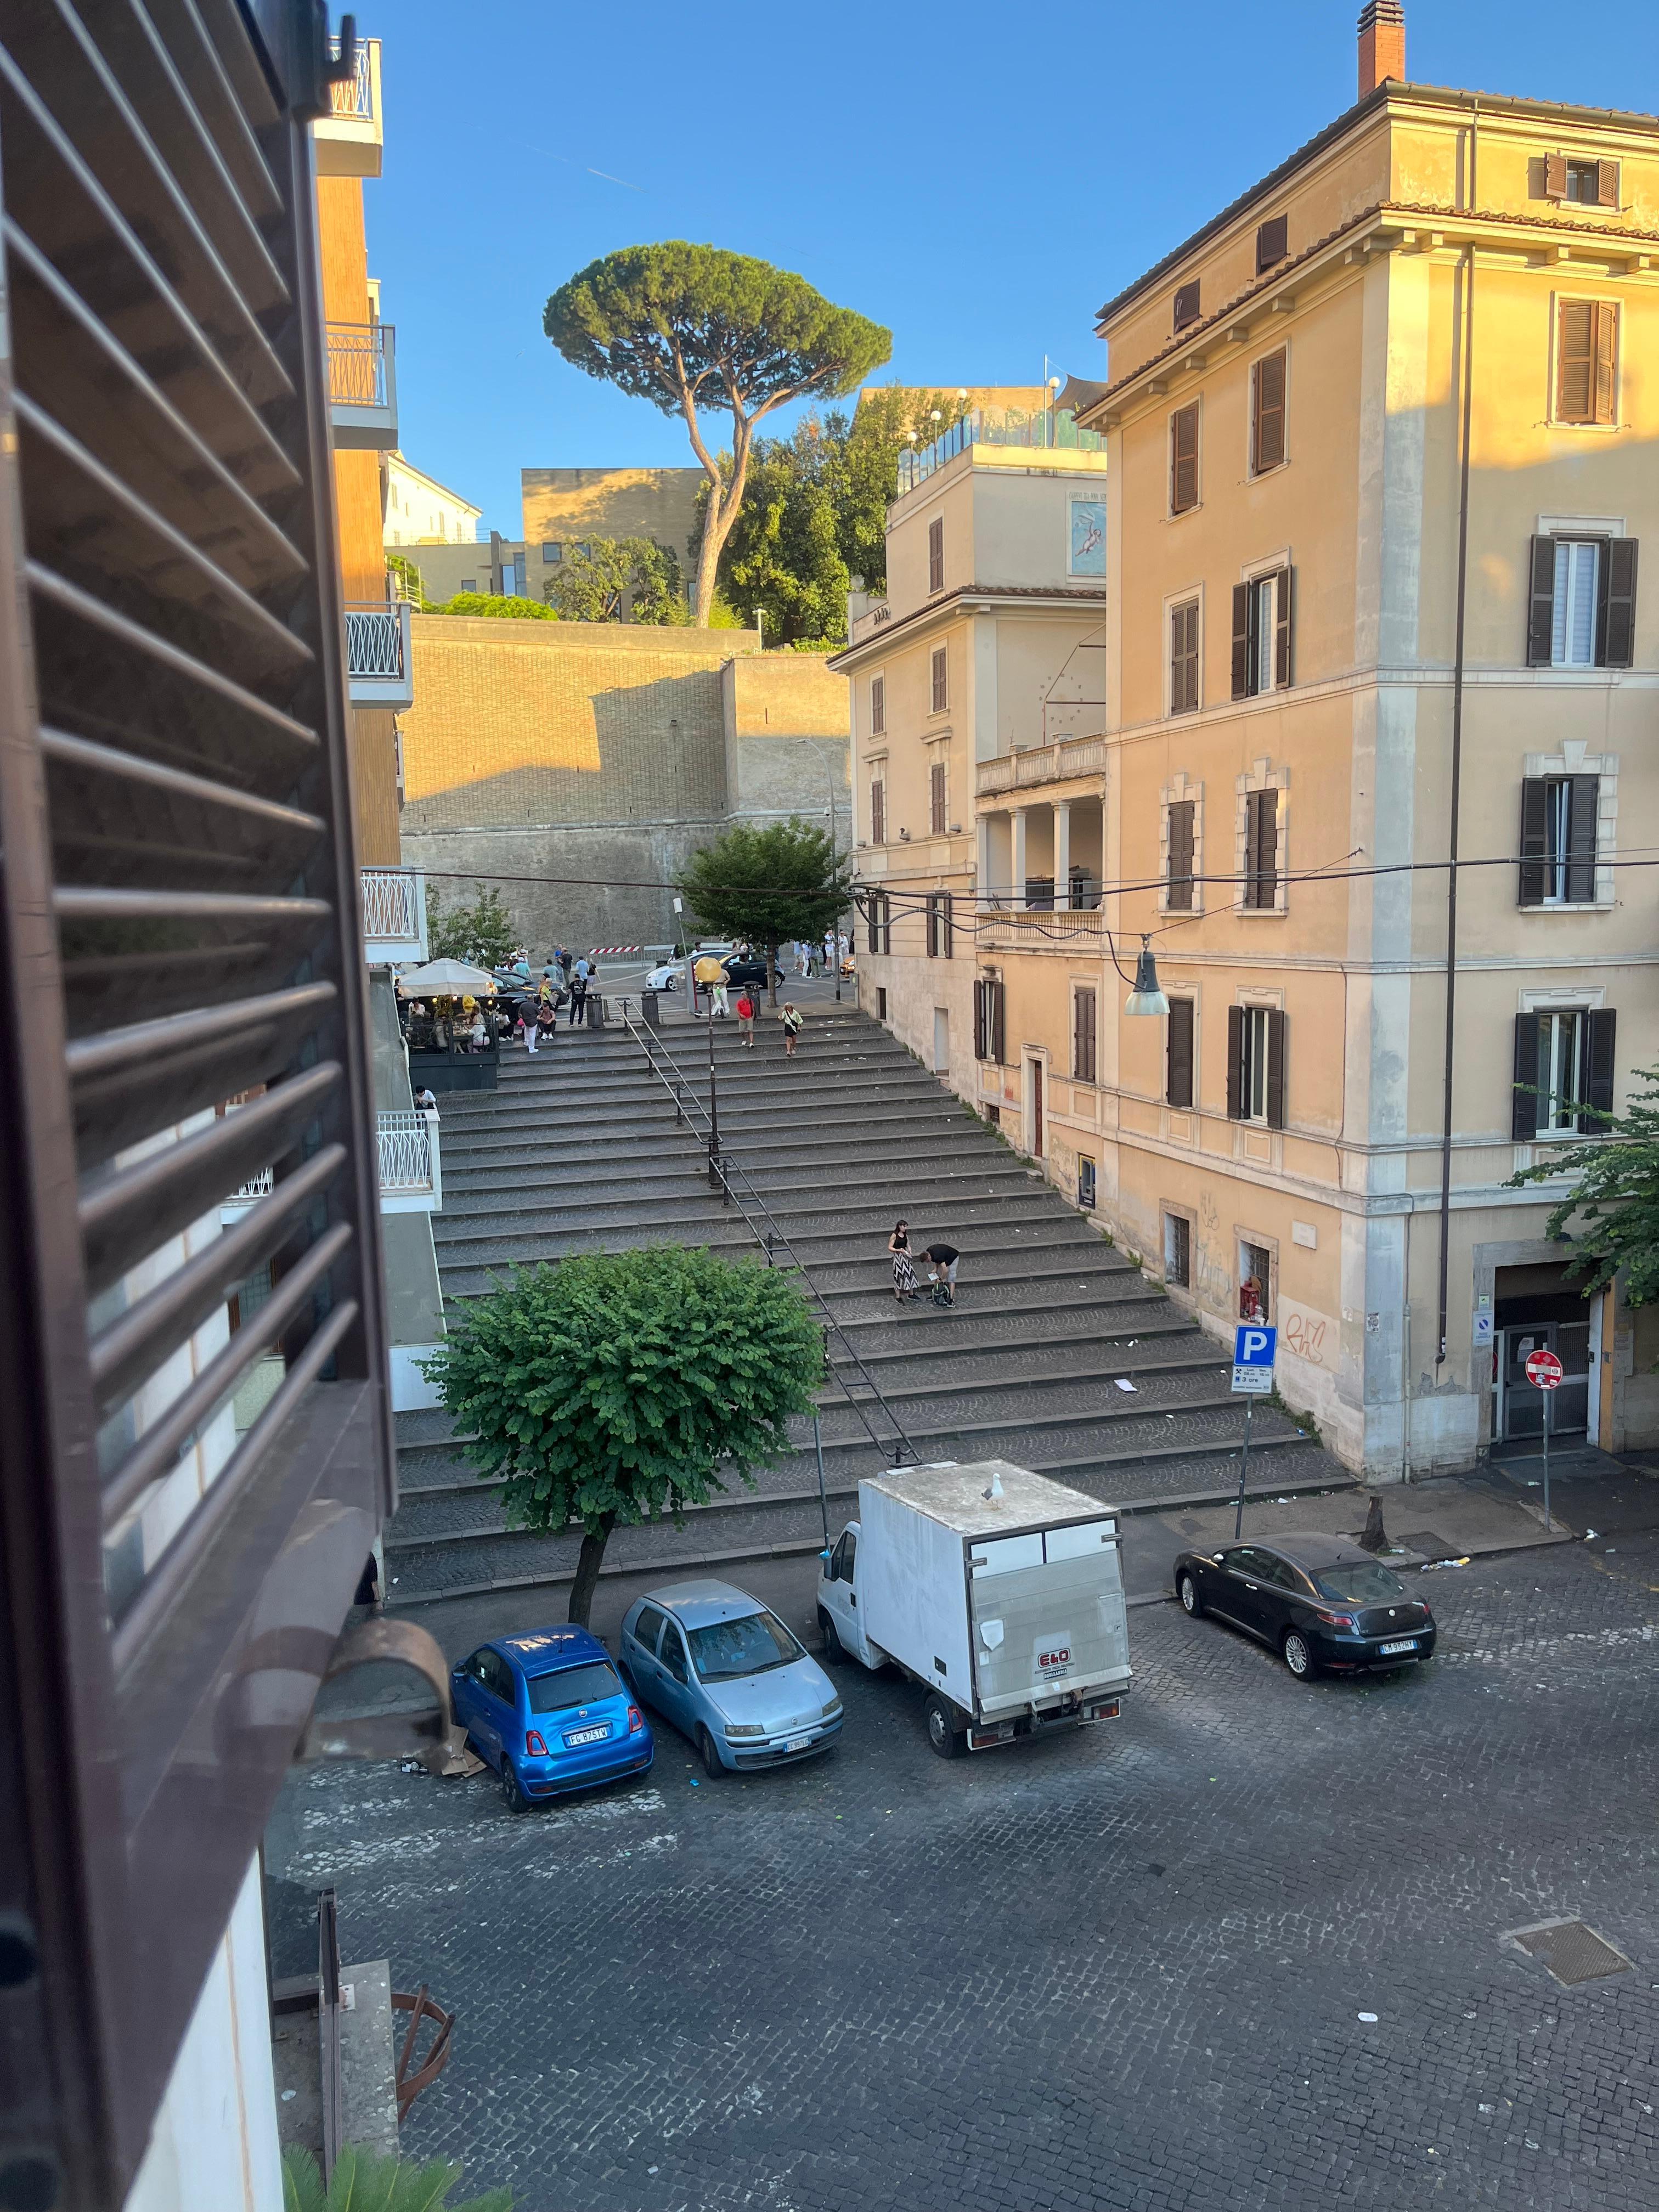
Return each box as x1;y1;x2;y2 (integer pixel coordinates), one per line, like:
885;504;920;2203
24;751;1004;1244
1435;99;1478;1373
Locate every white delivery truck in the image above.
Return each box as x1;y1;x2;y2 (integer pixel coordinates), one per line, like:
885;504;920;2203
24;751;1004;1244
816;1459;1131;1759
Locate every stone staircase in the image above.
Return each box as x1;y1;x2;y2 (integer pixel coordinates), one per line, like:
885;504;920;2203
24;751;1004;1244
385;1007;1347;1609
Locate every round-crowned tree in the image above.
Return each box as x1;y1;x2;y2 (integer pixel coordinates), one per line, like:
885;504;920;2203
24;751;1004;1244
426;1246;825;1624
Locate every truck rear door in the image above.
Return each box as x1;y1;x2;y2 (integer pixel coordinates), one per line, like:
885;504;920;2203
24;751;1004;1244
969;1521;1130;1718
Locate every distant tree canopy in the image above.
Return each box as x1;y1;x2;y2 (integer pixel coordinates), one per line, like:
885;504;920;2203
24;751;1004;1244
544;244;890;627
426;883;517;968
429;590;558;620
543;536;690;624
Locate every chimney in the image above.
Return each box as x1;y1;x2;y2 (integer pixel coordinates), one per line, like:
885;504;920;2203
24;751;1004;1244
1357;1;1406;99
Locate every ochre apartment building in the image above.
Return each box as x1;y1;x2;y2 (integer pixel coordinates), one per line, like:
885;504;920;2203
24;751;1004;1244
853;4;1659;1476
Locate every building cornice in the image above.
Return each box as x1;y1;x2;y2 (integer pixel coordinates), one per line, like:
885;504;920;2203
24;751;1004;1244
828;584;1108;672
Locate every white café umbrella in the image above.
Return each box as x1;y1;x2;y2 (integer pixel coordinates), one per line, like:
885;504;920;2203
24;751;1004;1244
395;957;498;998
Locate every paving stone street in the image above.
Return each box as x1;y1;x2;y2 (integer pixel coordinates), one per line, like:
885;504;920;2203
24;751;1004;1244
266;1477;1659;2212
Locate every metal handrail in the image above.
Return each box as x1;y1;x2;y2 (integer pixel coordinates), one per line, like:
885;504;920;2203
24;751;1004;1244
616;1005;918;1466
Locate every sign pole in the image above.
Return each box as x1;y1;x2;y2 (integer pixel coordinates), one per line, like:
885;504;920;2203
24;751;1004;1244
1234;1393;1252;1541
1523;1344;1562;1534
1229;1322;1274;1540
1542;1378;1551;1533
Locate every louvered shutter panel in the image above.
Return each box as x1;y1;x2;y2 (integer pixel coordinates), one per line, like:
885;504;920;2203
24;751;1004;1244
1557;302;1594;422
1518;779;1548;905
1513;1015;1542;1140
1226;1005;1245;1120
1231;583;1250;698
1256;214;1288;271
871;780;884;845
1582;1009;1616;1128
974;979;988;1059
1544;151;1567;199
1173;279;1200;330
1596;160;1620;208
1167;801;1194;910
1171;404;1199;514
1073;990;1096;1083
1273;567;1293;689
1265;1009;1286;1130
1252;350;1286;472
1526;535;1558;665
1600;537;1638;667
940;891;953;958
1594;303;1618;425
1566;776;1599;904
991;981;1005;1063
1166;997;1194;1108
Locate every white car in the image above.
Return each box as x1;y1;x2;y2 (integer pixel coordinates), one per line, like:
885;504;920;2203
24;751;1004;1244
644;961;681;991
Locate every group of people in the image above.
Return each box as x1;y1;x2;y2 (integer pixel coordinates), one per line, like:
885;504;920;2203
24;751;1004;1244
400;994;499;1053
887;1220;961;1307
792;931;851;980
515;956;600;1051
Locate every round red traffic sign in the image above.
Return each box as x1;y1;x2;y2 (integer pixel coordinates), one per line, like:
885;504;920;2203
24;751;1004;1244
1526;1348;1564;1391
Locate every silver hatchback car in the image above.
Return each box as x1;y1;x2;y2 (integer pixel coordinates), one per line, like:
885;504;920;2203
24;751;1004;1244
619;1579;843;1778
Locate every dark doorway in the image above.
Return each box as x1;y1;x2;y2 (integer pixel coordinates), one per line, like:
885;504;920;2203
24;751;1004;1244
1492;1262;1592;1443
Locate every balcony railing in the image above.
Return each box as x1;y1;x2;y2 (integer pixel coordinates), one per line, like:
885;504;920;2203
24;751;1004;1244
314;36;383;177
977;904;1108;950
326;323;397;449
328;38;375;117
898;407;1107;494
361;866;427;964
377;1109;441;1214
345;599;413;708
977;735;1108;797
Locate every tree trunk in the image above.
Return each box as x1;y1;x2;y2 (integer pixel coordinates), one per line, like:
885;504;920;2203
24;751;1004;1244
567;1510;616;1627
683;403;754;629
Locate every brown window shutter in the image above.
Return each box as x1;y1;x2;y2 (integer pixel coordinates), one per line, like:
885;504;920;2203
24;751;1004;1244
871;781;884;845
1171;599;1199;712
1596;159;1620;208
940;892;953;958
1526;535;1558;664
1167;998;1194;1108
1593;302;1618;425
1245;788;1279;909
1544;151;1567;200
930;646;948;713
1273;566;1293;689
1166;800;1195;910
1252;350;1286;472
1265;1009;1286;1130
1517;778;1548;905
928;516;944;594
1582;1008;1616;1128
974;979;989;1059
1231;583;1250;698
1556;301;1594;421
870;676;884;735
1566;775;1600;902
1599;535;1638;667
1074;989;1097;1083
1226;1005;1245;1120
1256;215;1288;272
930;760;946;836
991;981;1005;1063
1173;279;1200;331
1512;1014;1541;1139
1170;404;1199;514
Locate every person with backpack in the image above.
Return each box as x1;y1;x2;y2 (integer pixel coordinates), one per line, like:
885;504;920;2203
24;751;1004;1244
735;988;757;1047
780;1001;804;1059
923;1242;961;1306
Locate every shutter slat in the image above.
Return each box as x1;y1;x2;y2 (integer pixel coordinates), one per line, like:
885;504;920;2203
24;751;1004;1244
1513;1014;1541;1139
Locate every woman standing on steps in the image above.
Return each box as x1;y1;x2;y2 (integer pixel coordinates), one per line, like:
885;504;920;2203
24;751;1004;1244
780;1001;804;1058
889;1218;918;1304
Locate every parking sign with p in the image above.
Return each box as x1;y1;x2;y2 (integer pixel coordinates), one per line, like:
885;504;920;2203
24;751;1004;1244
1232;1324;1277;1395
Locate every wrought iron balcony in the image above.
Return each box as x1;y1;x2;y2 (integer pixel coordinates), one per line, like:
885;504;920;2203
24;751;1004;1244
360;866;427;964
345;599;413;708
327;322;397;449
313;35;383;177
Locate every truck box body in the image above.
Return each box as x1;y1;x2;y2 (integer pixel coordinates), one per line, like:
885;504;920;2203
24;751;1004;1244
857;1461;1131;1720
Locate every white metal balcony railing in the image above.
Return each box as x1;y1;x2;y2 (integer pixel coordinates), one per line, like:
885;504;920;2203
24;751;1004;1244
326;322;397;448
328;37;375;117
344;598;413;707
222;1111;439;1221
360;865;427;963
977;733;1108;797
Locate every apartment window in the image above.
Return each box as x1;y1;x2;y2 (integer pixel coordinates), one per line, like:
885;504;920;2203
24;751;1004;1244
1525;533;1638;668
1164;1211;1191;1287
870;778;885;845
866;890;891;955
1520;776;1599;906
1231;568;1292;697
575;540;592;558
1256;214;1289;272
926;891;954;959
1227;1005;1285;1126
1166;998;1195;1108
1078;1158;1097;1210
930;645;949;714
876;987;888;1021
928;515;945;594
1170;599;1200;714
1554;300;1617;425
1545;153;1618;207
542;541;562;563
1170;404;1199;516
1239;1240;1272;1322
870;674;886;735
1243;787;1279;910
460;576;477;592
1513;1008;1615;1138
1072;988;1098;1084
1173;279;1201;331
974;975;1006;1063
929;759;947;836
1165;799;1196;911
1251;349;1286;473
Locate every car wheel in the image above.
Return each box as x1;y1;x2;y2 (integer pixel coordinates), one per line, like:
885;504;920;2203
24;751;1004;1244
499;1755;531;1814
924;1694;962;1760
819;1610;843;1663
1178;1571;1203;1617
1282;1629;1317;1680
697;1726;725;1779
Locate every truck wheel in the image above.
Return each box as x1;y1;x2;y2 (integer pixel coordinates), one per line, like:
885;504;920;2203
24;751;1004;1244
924;1694;962;1760
819;1610;843;1663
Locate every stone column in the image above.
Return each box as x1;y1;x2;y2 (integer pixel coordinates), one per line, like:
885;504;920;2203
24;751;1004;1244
978;815;994;906
1054;799;1072;911
1012;806;1028;910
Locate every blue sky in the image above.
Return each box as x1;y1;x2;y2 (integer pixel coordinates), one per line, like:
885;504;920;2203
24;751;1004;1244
369;2;1656;537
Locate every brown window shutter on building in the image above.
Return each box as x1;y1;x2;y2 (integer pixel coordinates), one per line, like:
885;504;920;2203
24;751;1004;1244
1231;583;1250;697
1166;800;1194;910
940;892;953;958
1171;599;1200;712
928;516;944;594
1544;151;1567;199
1556;301;1595;421
1599;536;1638;667
870;676;885;734
1256;215;1289;272
1594;302;1618;424
1596;160;1620;207
974;979;989;1059
930;760;946;836
1166;998;1194;1108
1246;788;1278;908
1566;775;1600;902
1517;778;1548;905
931;646;948;713
991;980;1006;1063
871;780;884;845
1273;567;1293;689
1252;350;1286;472
1171;404;1199;514
1582;1008;1617;1128
1526;535;1557;664
1265;1009;1286;1130
1226;1005;1245;1120
1173;279;1200;330
1512;1014;1542;1139
1073;989;1097;1084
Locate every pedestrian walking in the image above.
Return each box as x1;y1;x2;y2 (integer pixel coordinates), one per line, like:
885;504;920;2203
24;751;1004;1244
822;928;835;975
923;1242;961;1306
888;1219;919;1304
780;1001;804;1058
693;951;724;1014
560;947;574;985
735;989;756;1047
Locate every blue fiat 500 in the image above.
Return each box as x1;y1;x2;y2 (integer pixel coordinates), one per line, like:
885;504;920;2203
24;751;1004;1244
450;1624;653;1813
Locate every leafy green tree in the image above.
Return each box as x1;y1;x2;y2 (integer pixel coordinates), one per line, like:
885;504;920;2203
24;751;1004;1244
543;536;690;625
544;244;890;628
425;883;517;969
385;552;432;608
678;819;850;1006
283;2143;510;2211
427;1249;824;1625
1506;1064;1659;1305
431;590;559;620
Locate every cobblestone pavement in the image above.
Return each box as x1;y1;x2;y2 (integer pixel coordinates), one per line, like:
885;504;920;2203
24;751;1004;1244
266;1526;1659;2211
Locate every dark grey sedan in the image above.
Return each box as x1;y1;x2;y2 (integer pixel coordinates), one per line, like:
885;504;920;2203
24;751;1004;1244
1172;1533;1437;1679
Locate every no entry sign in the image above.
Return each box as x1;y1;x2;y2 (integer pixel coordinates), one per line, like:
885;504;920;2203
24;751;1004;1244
1526;1347;1564;1391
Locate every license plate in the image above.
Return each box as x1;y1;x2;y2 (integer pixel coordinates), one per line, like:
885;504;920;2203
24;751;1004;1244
565;1724;610;1746
1378;1639;1418;1656
785;1734;811;1752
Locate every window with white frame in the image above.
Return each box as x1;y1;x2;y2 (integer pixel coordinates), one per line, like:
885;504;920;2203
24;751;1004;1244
1537;1009;1585;1133
1551;539;1600;665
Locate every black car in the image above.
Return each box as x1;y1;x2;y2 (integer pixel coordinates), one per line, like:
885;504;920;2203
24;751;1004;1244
721;953;786;988
1172;1533;1436;1679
